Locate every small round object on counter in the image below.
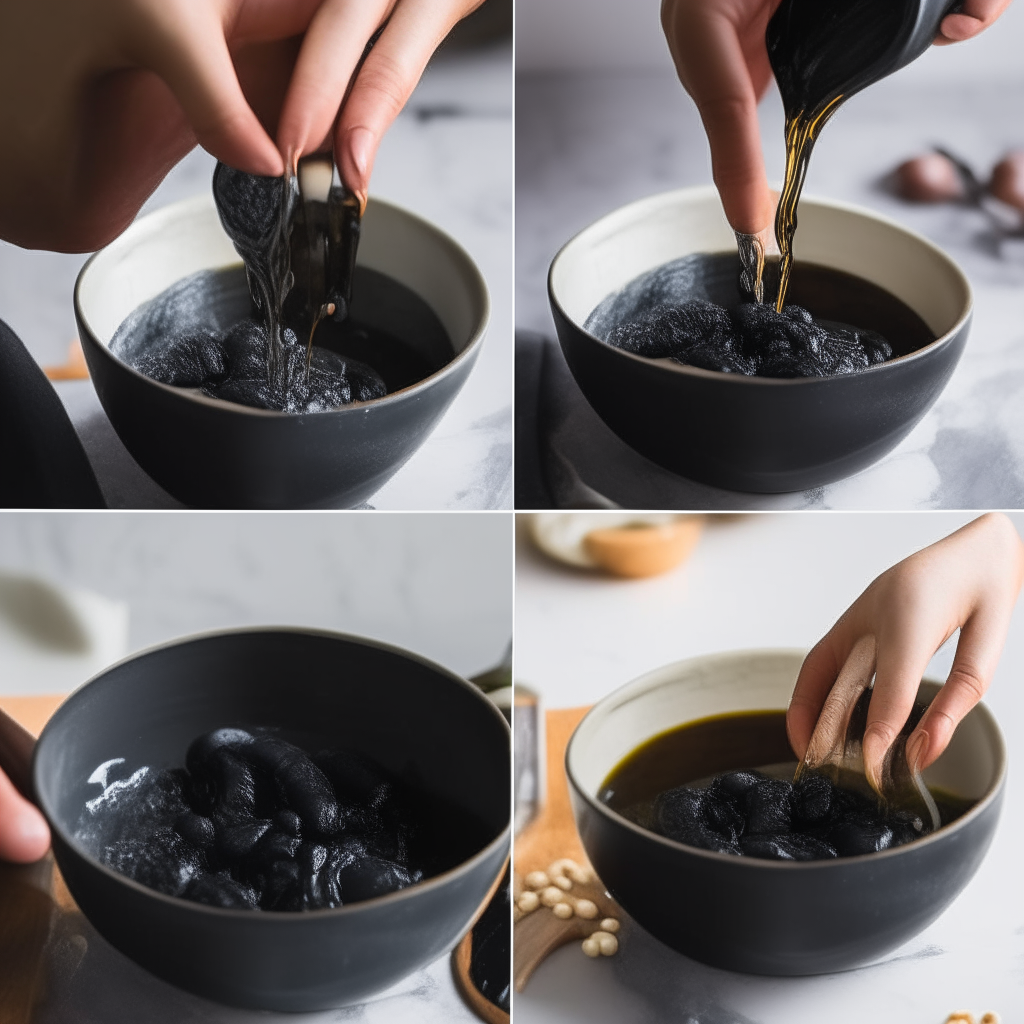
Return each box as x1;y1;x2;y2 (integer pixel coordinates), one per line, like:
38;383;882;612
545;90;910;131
540;886;564;907
518;891;540;913
530;513;702;579
894;153;966;203
989;152;1024;212
591;931;619;956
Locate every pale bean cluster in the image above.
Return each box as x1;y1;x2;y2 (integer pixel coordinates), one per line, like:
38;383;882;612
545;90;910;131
946;1013;1000;1024
514;858;621;957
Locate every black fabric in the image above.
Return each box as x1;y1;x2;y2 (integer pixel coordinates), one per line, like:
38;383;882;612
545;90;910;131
0;318;104;508
514;330;555;509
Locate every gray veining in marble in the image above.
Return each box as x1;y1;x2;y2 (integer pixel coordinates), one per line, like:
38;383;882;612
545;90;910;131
0;43;511;510
516;13;1024;509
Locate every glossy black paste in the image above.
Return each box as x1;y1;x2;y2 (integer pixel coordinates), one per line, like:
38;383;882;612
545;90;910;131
638;769;922;859
584;253;942;379
604;300;891;378
75;728;480;911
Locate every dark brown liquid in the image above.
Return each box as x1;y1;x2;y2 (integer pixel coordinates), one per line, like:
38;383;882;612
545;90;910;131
600;711;974;832
782;261;935;357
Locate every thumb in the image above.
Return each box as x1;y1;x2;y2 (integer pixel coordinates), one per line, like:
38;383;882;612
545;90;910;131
0;769;50;864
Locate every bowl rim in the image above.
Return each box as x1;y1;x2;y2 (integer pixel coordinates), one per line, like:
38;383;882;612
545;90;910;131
74;193;491;418
548;185;974;387
565;646;1006;871
34;624;511;919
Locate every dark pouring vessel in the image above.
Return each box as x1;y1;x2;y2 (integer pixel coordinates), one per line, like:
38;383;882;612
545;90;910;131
766;0;961;310
768;0;960;114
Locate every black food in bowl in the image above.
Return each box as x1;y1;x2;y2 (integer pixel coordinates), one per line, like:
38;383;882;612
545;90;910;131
75;726;490;911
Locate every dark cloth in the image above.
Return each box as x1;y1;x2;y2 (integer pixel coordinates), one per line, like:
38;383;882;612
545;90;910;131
0;319;104;508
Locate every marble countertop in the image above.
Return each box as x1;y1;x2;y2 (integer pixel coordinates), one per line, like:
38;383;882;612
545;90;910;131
514;511;1024;1022
516;63;1024;509
0;510;512;1022
0;43;512;510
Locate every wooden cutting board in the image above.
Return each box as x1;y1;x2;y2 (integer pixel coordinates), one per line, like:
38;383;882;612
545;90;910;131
513;706;623;992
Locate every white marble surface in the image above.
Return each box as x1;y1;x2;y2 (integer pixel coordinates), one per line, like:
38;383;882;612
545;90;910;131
0;42;512;510
514;510;1024;1022
0;511;513;687
516;21;1024;509
0;510;512;1023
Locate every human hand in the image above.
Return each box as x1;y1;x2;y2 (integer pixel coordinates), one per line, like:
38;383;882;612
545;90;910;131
0;765;50;863
935;0;1013;45
660;0;1011;235
788;513;1024;789
0;0;481;252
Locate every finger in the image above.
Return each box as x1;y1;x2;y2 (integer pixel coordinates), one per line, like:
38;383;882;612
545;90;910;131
276;0;395;167
0;768;49;864
862;618;949;791
788;634;843;759
935;0;1012;43
803;635;876;769
662;5;774;234
334;0;478;201
907;605;1011;772
129;3;283;175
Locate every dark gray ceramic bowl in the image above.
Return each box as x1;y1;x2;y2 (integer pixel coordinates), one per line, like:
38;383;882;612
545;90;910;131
549;187;972;493
31;628;510;1011
75;196;488;509
567;648;1004;976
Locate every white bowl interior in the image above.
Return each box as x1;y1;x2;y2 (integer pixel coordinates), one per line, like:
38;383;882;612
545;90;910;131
77;194;487;358
551;187;971;341
568;649;1002;806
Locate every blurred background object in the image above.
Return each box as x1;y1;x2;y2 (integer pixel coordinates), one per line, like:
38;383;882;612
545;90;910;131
529;513;702;578
0;573;127;697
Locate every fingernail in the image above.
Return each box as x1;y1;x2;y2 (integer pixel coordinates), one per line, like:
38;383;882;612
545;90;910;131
906;731;928;774
348;128;374;185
